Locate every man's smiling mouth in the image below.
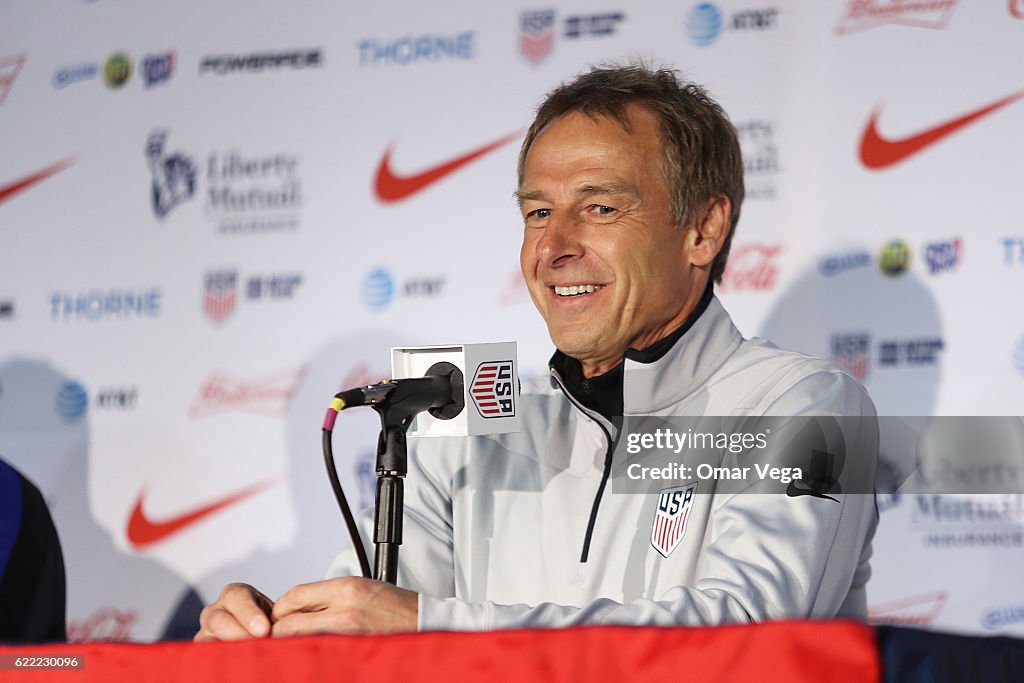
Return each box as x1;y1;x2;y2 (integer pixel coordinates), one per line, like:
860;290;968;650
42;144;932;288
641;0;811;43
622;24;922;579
554;284;605;296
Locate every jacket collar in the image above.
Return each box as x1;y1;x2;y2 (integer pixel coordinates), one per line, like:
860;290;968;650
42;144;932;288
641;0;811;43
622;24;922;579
549;286;743;418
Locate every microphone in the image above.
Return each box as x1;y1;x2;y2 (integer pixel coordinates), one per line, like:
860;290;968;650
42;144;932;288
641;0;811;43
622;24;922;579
330;361;465;419
322;342;520;435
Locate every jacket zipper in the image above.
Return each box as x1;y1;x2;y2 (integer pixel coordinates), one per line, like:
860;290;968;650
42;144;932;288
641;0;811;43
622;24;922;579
550;368;618;564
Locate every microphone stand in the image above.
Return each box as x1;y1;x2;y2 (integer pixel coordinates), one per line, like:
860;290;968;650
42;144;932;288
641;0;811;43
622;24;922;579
369;380;445;585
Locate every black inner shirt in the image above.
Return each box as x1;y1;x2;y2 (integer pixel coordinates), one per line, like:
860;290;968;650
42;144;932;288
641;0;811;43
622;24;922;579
549;283;714;423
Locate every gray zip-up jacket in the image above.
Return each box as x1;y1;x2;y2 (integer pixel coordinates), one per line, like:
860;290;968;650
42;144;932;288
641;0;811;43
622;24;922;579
328;296;878;630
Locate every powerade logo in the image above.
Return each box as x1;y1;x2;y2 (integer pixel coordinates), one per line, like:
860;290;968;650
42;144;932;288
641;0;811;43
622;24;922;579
103;52;132;89
360;268;445;311
56;381;88;421
361;268;395;310
199;49;322;75
981;605;1024;630
686;3;724;45
879;239;910;277
820;250;871;276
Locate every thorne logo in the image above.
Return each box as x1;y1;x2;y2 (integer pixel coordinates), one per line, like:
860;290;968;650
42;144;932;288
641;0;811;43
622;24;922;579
831;333;870;381
189;367;305;419
718;243;782;292
1013;336;1024;377
470;361;516;418
358;33;474;67
923;237;961;275
835;0;958;35
146;129;303;233
1000;237;1024;265
50;288;162;321
869;591;947;627
199;49;322;75
736;120;780;200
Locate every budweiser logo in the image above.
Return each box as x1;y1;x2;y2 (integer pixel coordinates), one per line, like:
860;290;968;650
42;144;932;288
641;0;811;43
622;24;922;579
339;361;389;392
835;0;958;35
189;367;306;418
718;243;782;292
868;590;948;626
67;607;138;642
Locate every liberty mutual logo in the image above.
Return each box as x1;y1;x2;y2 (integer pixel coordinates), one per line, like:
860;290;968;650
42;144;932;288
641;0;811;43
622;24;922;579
146;129;197;219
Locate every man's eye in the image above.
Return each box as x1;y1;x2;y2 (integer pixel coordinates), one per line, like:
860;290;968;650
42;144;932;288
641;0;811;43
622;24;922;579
529;208;552;219
593;205;616;215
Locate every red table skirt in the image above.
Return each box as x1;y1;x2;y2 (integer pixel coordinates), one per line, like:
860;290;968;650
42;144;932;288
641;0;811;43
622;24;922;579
0;619;878;682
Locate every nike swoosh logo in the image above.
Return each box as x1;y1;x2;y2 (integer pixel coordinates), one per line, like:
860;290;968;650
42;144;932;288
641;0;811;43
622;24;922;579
374;131;520;202
0;158;75;207
127;479;274;548
786;480;838;503
860;91;1024;169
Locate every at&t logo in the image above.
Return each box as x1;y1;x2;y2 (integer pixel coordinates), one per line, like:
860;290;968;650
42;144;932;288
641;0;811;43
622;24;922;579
56;381;88;422
360;267;445;311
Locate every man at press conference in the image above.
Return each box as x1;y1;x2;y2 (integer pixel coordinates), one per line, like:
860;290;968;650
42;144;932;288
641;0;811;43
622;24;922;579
196;63;877;640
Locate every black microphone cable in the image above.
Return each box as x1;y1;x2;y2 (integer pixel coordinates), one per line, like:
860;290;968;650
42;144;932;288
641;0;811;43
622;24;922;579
322;391;374;579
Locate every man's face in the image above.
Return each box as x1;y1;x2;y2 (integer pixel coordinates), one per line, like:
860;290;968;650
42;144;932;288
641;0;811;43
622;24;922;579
518;105;705;376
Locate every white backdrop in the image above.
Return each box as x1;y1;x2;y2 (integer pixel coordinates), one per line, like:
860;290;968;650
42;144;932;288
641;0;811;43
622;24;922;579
1;0;1023;641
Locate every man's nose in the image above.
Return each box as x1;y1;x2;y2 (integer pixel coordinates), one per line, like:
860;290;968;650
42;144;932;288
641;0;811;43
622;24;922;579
535;213;583;267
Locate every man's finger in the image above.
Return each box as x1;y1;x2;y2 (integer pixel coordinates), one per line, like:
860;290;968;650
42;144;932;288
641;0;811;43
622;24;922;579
272;610;358;638
272;580;336;620
219;583;273;637
196;606;261;641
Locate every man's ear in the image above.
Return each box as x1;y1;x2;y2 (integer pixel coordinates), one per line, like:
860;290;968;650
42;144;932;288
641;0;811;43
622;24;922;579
687;195;731;267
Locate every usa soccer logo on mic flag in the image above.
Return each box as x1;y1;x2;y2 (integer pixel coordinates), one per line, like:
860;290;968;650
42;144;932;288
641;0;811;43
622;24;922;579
470;361;515;418
651;484;696;558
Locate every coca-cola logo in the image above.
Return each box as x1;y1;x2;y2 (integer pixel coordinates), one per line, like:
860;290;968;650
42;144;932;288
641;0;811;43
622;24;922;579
1011;0;1024;18
189;367;306;418
67;607;138;642
718;243;782;292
